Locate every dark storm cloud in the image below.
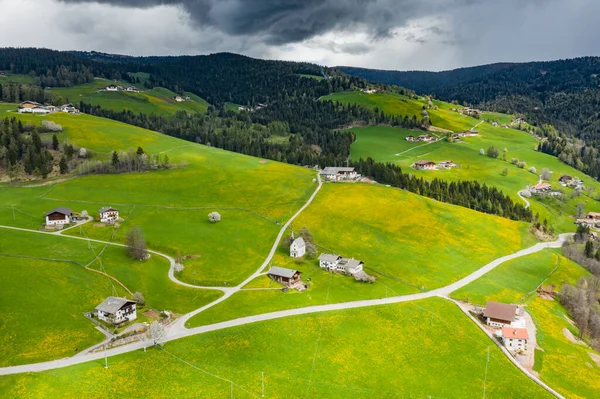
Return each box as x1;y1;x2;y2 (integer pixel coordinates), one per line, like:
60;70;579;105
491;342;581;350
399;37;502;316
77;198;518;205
59;0;463;45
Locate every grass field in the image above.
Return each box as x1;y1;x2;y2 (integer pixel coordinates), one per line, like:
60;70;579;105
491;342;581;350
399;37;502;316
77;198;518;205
447;245;599;399
292;183;535;290
451;249;589;305
0;103;316;288
297;73;324;81
0;73;37;85
321;90;426;118
0;256;128;367
0;297;554;399
0;227;222;366
47;78;209;116
338;94;600;232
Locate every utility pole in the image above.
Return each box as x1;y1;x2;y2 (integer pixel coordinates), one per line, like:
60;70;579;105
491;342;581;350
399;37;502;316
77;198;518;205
262;372;265;397
230;382;233;399
482;346;490;399
104;346;108;369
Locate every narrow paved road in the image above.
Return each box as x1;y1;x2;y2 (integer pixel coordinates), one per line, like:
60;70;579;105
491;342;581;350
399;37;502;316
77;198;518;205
0;232;570;376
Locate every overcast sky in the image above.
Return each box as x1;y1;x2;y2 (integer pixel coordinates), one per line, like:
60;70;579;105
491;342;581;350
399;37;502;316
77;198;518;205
0;0;598;71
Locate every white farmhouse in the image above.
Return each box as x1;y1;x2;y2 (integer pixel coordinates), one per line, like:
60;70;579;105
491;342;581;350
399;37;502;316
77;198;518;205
105;84;119;91
18;101;50;114
95;296;137;325
45;207;72;226
318;253;342;270
502;327;528;351
99;207;119;223
173;96;184;102
317;253;364;275
126;86;140;92
290;237;306;258
319;167;359;181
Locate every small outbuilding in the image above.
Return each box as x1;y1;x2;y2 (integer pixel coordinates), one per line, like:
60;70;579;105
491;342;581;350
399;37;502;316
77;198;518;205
95;296;137;325
45;207;73;226
267;266;301;287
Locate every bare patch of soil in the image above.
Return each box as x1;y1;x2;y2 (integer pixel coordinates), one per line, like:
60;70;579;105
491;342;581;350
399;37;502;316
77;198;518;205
588;352;600;367
184;254;201;259
259;159;268;164
563;328;583;345
93;223;105;228
142;310;160;319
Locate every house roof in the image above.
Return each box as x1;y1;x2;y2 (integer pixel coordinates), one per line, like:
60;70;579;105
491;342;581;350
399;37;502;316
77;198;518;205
439;160;454;164
502;327;528;340
45;206;72;216
587;212;600;218
415;160;435;165
99;207;118;214
291;237;306;249
532;183;551;190
320;167;355;175
484;301;517;322
95;296;135;315
558;175;572;181
268;266;300;279
341;258;363;270
318;253;341;262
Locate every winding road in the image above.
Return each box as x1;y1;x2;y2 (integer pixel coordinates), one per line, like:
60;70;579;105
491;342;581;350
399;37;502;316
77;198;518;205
0;172;572;397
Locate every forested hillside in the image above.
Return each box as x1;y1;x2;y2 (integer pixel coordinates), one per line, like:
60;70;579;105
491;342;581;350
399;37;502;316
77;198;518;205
340;58;600;180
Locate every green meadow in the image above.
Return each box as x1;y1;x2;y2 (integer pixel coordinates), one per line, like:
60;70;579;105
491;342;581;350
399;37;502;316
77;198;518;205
0;256;128;367
321;90;426;118
336;91;600;231
0;228;222;365
451;249;589;305
0;73;37;85
293;183;535;290
47;78;209;116
0;298;553;399
450;246;600;399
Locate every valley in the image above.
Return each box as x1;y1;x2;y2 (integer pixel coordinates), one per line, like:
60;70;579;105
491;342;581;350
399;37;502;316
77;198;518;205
1;48;600;399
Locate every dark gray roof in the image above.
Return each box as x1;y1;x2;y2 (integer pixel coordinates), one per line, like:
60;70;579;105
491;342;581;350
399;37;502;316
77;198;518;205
95;296;135;315
99;207;118;213
268;266;299;279
318;253;341;262
45;206;72;216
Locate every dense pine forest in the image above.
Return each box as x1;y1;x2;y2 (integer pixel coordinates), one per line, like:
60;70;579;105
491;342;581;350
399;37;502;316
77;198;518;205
0;118;54;177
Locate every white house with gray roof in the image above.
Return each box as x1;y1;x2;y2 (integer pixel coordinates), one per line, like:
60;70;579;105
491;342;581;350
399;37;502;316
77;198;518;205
99;207;119;223
319;167;359;181
318;253;364;275
95;296;137;325
290;237;306;258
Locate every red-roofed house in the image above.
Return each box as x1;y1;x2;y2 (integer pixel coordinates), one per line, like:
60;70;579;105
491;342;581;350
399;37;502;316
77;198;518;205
531;183;551;193
502;327;529;351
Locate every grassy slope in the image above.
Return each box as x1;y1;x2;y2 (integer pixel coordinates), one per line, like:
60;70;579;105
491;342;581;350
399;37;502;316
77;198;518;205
47;78;209;116
0;105;316;285
293;183;534;290
188;182;535;327
321;90;425;118
0;256;128;367
0;73;37;85
0;298;553;399
332;91;600;232
450;248;600;399
451;249;588;305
